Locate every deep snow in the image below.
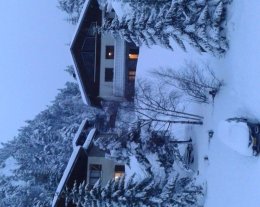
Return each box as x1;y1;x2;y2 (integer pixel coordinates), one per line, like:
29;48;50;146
136;1;260;206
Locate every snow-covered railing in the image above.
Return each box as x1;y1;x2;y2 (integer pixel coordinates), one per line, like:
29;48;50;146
83;128;97;150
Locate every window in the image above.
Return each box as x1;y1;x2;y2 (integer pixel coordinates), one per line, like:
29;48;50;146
106;46;114;59
114;165;125;180
105;68;113;82
89;164;102;186
128;49;139;60
128;70;136;81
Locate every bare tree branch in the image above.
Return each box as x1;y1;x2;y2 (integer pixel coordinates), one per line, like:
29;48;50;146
152;62;224;103
134;80;203;126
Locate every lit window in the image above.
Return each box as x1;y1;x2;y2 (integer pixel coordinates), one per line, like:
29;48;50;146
128;49;139;60
106;46;114;59
128;70;136;81
105;68;113;82
114;165;125;180
89;164;102;186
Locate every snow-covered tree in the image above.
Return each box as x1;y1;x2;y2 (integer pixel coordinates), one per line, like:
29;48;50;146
66;173;203;207
161;174;204;206
57;0;86;24
65;65;77;80
123;0;170;9
0;81;98;206
101;0;232;55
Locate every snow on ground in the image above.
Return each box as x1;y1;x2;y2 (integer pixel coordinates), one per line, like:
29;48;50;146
217;121;251;156
136;1;260;206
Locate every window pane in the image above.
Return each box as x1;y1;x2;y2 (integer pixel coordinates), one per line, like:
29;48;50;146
105;68;113;82
128;49;139;60
114;165;125;180
89;164;102;186
128;70;136;81
115;165;125;172
106;46;114;59
90;171;101;177
114;172;124;180
90;164;102;171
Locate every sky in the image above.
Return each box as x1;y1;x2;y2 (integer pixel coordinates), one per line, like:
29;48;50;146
0;0;75;143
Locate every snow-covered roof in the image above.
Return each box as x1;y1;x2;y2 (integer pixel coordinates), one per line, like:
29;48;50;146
53;127;98;206
72;118;89;149
70;0;92;105
52;146;81;207
70;0;91;49
83;128;97;149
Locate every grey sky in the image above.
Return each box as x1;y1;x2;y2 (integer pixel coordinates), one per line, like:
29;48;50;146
0;0;75;143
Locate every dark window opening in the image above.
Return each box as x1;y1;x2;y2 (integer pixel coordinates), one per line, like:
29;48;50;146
106;46;114;59
105;68;114;82
128;49;139;60
89;164;102;186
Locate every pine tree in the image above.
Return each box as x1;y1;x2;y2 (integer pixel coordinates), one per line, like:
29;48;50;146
58;0;86;24
101;0;232;55
0;81;98;206
122;0;170;9
161;174;204;206
66;174;161;207
66;173;203;207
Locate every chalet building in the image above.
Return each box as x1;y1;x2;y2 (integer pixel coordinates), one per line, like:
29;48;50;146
71;0;139;107
52;1;138;205
52;119;125;207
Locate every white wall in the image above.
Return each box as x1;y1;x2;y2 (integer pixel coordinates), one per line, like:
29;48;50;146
113;36;126;97
88;156;118;186
99;11;114;98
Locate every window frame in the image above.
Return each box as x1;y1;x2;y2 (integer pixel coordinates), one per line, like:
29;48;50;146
89;164;102;186
114;165;125;180
128;49;139;60
105;67;114;82
128;69;136;81
105;45;114;59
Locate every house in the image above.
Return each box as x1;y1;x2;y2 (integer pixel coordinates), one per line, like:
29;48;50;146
52;1;139;205
71;0;139;107
52;119;125;207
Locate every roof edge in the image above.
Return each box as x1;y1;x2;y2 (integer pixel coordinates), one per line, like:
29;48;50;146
71;51;91;105
70;0;92;49
52;146;82;207
70;0;99;106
